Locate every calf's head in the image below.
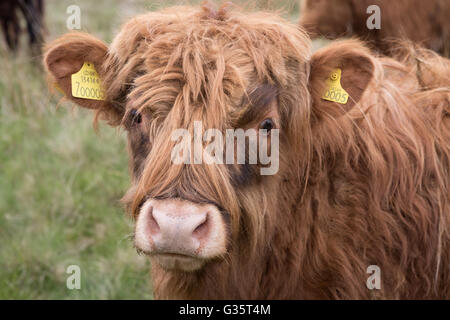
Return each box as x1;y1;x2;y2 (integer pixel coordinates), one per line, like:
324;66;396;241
44;4;374;274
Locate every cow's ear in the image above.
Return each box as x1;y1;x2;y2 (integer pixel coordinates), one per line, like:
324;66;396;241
44;32;122;124
308;40;375;119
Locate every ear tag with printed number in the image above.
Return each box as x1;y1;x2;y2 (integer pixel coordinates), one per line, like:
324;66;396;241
71;62;105;101
321;68;349;104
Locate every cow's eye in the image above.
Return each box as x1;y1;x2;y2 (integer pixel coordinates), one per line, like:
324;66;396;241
259;118;274;132
130;109;142;124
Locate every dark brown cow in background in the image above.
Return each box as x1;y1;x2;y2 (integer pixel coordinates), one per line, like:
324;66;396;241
0;0;45;53
44;3;450;299
300;0;450;56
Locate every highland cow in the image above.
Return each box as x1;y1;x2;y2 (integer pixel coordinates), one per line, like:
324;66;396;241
44;3;450;299
299;0;450;56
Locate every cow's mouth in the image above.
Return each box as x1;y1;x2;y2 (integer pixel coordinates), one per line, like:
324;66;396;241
151;253;206;272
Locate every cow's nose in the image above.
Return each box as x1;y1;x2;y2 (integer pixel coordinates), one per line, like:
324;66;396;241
148;205;210;254
135;199;227;268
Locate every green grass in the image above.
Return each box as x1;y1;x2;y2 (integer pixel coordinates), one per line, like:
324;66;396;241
0;0;302;299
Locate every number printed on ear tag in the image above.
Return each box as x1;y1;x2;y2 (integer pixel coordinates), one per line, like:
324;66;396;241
321;68;349;104
71;62;105;101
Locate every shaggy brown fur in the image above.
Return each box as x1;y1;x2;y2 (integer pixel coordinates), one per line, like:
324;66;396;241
44;3;450;299
300;0;450;56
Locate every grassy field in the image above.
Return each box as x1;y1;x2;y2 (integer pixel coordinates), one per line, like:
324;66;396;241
0;0;301;299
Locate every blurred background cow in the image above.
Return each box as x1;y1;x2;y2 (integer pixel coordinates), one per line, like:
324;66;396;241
299;0;450;56
0;0;45;54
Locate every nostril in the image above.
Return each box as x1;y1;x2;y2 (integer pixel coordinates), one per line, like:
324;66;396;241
147;207;160;234
192;212;210;242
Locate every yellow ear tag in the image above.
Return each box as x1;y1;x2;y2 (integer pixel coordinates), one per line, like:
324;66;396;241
321;68;349;104
71;62;105;101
